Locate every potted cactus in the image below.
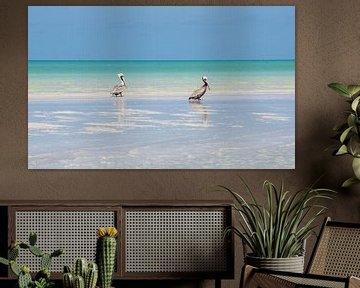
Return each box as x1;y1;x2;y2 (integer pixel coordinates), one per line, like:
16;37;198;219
96;227;118;288
0;232;63;288
62;258;98;288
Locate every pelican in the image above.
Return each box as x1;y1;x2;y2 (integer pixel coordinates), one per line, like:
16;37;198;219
111;73;127;97
189;76;210;101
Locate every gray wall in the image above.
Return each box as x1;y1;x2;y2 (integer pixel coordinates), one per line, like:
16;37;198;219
1;0;360;287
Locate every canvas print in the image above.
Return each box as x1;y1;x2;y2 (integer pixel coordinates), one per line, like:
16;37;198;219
28;6;295;169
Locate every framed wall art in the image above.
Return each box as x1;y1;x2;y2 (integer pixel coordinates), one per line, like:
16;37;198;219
28;6;295;169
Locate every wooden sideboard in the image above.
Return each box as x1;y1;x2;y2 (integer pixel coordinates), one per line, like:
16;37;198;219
0;201;234;288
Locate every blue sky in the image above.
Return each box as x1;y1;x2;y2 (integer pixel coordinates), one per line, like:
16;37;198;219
28;6;295;60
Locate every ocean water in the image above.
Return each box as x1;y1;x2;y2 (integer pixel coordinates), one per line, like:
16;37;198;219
28;60;295;169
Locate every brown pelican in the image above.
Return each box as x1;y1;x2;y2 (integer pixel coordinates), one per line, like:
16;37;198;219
189;76;210;101
111;73;127;97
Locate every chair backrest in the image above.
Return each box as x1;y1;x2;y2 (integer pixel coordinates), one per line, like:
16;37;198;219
307;217;360;277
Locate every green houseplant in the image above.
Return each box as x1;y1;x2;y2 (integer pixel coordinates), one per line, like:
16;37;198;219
0;232;63;288
328;83;360;187
221;179;334;272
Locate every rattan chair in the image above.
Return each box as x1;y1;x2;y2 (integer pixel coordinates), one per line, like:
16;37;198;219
241;217;360;288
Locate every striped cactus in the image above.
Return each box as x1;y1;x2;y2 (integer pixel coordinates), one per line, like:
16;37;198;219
63;271;74;288
96;227;118;288
85;263;98;288
74;258;88;279
63;260;98;288
73;275;85;288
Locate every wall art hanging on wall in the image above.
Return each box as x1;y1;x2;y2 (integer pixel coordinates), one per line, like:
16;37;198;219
28;6;295;169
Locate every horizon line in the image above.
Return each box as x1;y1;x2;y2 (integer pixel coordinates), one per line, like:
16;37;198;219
28;59;295;62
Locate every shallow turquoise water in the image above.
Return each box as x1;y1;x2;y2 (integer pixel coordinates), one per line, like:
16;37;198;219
28;60;295;169
28;60;294;98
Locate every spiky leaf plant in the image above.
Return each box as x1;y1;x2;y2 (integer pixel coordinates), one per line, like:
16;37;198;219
32;277;54;288
328;83;360;187
221;178;335;258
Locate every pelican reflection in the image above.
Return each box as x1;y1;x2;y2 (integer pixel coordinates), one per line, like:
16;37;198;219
112;97;127;125
190;101;209;127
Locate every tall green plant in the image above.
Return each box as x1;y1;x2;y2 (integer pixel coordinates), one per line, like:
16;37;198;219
328;83;360;187
96;227;117;288
221;179;334;258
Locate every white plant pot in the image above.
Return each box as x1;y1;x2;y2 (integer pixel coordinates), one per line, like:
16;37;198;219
245;254;305;273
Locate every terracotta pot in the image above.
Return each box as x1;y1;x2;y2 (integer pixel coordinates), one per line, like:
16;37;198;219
245;254;304;273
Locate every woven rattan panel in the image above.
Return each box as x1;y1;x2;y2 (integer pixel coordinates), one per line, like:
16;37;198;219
125;210;227;273
15;211;115;272
277;275;345;288
250;273;297;288
310;226;360;277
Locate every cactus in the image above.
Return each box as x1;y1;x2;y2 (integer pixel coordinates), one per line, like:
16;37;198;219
19;270;32;288
74;275;85;288
21;265;30;274
29;232;37;246
18;266;32;288
0;257;9;266
63;260;98;288
62;265;74;288
51;248;64;258
85;263;98;288
74;258;88;279
29;245;44;257
41;253;52;270
35;268;51;281
63;272;74;288
64;265;72;273
9;246;19;260
19;243;30;249
96;227;118;288
10;260;20;276
0;233;64;288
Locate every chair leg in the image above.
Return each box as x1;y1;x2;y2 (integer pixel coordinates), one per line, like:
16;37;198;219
240;265;255;288
215;278;221;288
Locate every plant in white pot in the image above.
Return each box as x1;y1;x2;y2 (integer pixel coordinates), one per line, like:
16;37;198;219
221;179;334;273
